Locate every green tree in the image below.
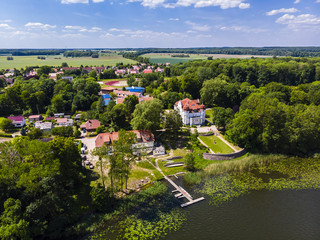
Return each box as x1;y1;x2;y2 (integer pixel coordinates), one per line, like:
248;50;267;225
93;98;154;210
211;107;234;129
164;110;182;133
0;198;30;240
0;118;13;132
37;65;52;76
92;144;111;188
124;95;139;118
185;153;195;171
131;99;163;132
27;127;43;140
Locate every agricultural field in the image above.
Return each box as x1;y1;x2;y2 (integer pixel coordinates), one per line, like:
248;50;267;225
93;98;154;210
0;53;137;69
142;53;207;65
143;53;272;65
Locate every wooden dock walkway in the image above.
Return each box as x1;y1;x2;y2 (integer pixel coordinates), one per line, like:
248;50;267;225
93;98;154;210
165;175;205;207
147;158;205;208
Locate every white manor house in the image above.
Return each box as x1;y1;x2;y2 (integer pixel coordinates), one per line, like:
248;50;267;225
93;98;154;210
174;98;206;126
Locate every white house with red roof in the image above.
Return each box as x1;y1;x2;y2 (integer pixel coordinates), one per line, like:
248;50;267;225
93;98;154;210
174;98;206;126
7;116;25;128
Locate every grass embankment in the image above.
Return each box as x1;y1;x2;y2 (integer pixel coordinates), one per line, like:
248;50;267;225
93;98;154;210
0;54;136;69
199;135;234;154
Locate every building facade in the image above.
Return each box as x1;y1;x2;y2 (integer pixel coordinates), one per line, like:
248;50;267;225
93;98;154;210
174;98;206;126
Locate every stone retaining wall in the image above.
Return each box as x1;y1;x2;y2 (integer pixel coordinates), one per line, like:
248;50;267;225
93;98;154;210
198;132;214;137
203;148;247;161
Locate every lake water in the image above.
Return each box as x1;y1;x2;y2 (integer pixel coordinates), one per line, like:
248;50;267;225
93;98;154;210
164;179;320;240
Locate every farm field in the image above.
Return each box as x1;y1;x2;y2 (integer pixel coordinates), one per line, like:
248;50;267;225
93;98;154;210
142;53;207;64
143;53;273;65
0;54;137;69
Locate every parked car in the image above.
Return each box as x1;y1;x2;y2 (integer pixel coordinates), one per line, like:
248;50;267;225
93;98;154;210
89;164;94;169
84;160;90;165
83;144;87;150
81;155;87;160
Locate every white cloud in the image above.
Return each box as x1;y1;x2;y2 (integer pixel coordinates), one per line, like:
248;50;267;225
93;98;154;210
65;25;102;32
266;8;298;16
169;18;180;21
294;0;300;4
25;22;56;30
65;25;84;30
61;0;89;3
219;25;267;33
276;14;320;30
61;0;88;3
185;20;211;31
92;0;104;2
317;0;320;3
239;3;250;9
127;0;250;9
0;23;14;30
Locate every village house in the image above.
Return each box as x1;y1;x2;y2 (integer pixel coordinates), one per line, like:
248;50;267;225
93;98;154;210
95;130;154;153
143;69;153;74
80;119;101;132
29;115;43;122
61;76;73;81
125;86;145;94
45;117;55;121
7;116;25;128
34;121;53;132
56;118;73;127
114;90;142;98
174;98;206;126
54;113;64;118
101;86;116;95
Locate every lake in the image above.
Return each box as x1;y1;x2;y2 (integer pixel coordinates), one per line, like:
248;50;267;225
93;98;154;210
165;178;320;240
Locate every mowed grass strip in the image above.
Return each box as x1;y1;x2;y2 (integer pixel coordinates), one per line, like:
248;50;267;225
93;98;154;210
199;135;234;154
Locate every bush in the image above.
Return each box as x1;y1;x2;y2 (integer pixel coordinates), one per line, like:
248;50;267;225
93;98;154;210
0;133;13;138
51;126;74;137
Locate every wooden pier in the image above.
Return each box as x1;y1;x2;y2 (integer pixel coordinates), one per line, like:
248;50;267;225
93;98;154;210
147;158;205;208
165;176;205;208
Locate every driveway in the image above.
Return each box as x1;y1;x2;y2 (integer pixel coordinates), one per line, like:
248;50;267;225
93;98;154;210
80;137;98;165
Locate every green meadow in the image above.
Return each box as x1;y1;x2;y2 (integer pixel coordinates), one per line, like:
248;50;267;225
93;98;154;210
0;54;137;69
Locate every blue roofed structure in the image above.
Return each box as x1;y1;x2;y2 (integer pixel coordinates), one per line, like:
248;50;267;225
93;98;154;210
125;86;145;93
102;94;112;106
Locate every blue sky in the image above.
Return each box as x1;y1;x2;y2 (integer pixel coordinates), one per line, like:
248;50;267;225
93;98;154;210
0;0;319;48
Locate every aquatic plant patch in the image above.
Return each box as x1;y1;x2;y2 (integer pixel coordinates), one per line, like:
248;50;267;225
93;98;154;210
90;210;185;240
199;157;320;206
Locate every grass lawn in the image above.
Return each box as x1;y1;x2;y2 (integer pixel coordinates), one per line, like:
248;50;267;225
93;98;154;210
0;54;136;69
205;109;212;122
199;135;234;154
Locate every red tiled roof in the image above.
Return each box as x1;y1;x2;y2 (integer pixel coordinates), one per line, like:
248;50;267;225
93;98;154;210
29;115;41;119
56;118;68;123
175;98;205;112
8;116;24;122
95;130;154;148
81;119;101;130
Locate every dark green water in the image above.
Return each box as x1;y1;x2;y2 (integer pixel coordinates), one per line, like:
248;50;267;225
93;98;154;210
164;179;320;240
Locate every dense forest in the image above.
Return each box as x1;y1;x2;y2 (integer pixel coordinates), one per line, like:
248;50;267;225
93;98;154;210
1;47;320;58
122;47;320;57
